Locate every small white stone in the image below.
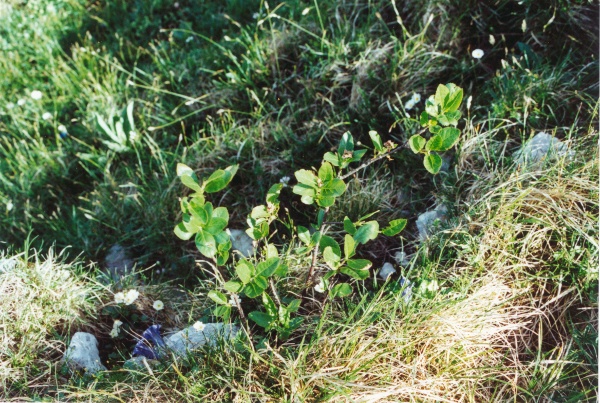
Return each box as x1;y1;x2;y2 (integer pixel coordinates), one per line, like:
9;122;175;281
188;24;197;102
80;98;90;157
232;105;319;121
61;332;106;374
228;229;255;257
379;262;396;280
393;251;410;267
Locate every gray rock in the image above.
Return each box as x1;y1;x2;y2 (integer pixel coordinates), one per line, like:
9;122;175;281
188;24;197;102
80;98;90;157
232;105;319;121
514;132;572;168
105;243;134;283
416;204;448;240
228;229;255;257
61;332;106;374
165;323;239;357
378;262;396;280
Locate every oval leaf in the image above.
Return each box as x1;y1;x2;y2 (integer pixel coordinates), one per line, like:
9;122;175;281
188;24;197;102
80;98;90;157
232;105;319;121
424;152;443;175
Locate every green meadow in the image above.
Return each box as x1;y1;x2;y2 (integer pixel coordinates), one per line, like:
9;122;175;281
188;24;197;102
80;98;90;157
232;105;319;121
0;0;597;401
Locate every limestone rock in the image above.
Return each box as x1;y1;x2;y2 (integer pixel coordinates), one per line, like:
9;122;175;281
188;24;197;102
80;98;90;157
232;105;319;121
514;132;571;168
61;332;106;374
416;204;448;240
228;229;255;257
165;323;239;357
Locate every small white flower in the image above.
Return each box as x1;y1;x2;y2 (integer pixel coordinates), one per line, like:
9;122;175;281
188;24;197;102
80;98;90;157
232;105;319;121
228;294;241;307
58;124;67;133
123;289;140;305
404;99;415;111
30;90;43;100
6;103;14;110
109;328;119;338
113;319;123;329
185;36;194;43
521;19;527;32
314;279;325;293
411;93;421;103
223;35;232;42
279;176;291;185
114;292;125;304
79;47;87;53
466;95;473;110
153;300;164;311
42;112;52;120
193;321;206;332
489;34;496;45
252;12;259;19
6;200;13;211
471;49;484;59
302;7;311;15
17;99;26;106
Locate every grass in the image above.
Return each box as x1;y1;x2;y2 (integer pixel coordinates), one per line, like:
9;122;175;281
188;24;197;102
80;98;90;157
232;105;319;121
0;0;598;401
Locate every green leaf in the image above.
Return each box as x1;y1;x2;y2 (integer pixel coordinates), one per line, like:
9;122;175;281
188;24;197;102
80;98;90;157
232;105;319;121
444;111;461;127
424;152;443;175
323;152;340;167
323;246;341;269
180;174;202;192
195;229;217;258
174;222;193;240
205;217;228;235
189;200;209;224
245;276;268;298
216;250;229;266
293;183;316;198
256;257;281;278
301;195;315;205
443;84;463;112
208;290;228;305
214;305;231;321
340;266;370;280
330;283;352;298
346;259;372;271
176;163;194;177
337;131;354;155
434;84;450;106
353;221;379;244
438;127;460;151
236;260;254;284
266;183;283;204
369;130;384;152
249;311;274;328
343;216;357;235
351;149;367;162
297;226;311;245
287;299;301;313
409;135;426;154
344;234;356;259
320;178;346;197
318;162;335;182
420;111;430;126
204;165;238;193
295;169;318;186
181;213;202;233
382;218;407;236
429;124;442;134
274;263;288;277
265;243;279;259
426;135;444;151
212;206;229;221
224;280;243;293
262;292;277;316
319;235;341;257
316;196;335;208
